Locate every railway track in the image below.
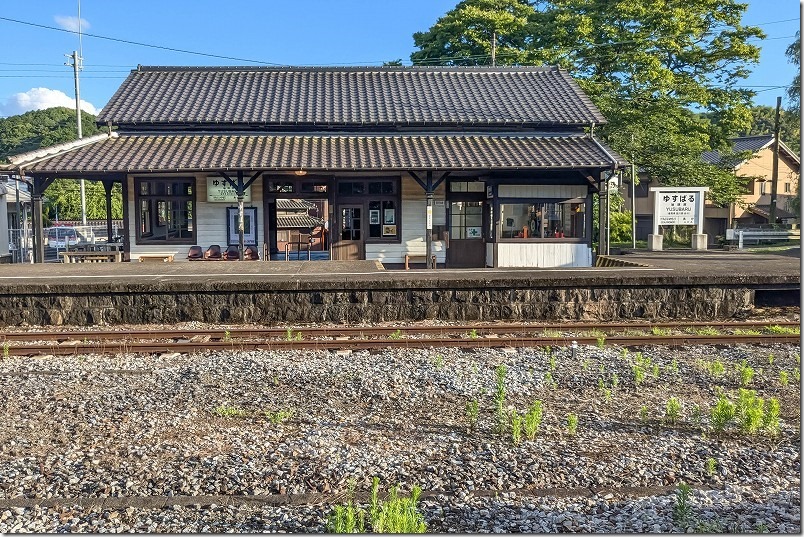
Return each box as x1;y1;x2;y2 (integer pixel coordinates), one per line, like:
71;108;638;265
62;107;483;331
0;320;798;356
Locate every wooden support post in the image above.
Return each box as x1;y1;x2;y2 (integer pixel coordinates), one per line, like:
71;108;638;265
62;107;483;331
104;180;114;242
425;171;433;269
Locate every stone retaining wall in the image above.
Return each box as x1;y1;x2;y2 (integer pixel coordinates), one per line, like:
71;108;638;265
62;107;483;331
0;283;758;326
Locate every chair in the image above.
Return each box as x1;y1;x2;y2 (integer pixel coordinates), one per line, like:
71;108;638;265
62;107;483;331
204;244;222;260
244;245;260;260
223;245;240;260
187;245;204;261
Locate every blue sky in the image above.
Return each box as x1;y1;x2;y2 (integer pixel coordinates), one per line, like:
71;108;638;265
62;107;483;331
0;0;799;117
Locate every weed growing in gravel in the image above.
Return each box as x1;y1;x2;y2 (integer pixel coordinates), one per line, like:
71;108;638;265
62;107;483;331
223;329;232;342
432;355;445;370
735;389;764;434
328;478;427;534
710;393;735;435
736;360;755;387
265;408;293;425
214;404;247;418
548;354;557;372
768;353;774;366
494;365;507;435
651;363;660;379
673;482;693;527
689;404;703;430
602;387;612;402
639;405;648;422
389;329;402;340
665;397;682;425
620;348;628;360
705;457;717;477
762;398;780;437
465;398;479;432
765;324;799;335
705;360;726;378
651;326;671;336
2;341;7;358
733;328;761;336
524;400;543;440
793;367;800;384
610;372;619;389
283;329;302;341
510;412;523;445
779;370;789;387
566;413;578;436
581;359;589;372
543;371;557;389
669;358;679;376
541;329;561;338
694;326;719;336
467;328;479;339
596;336;605;348
633;364;646;389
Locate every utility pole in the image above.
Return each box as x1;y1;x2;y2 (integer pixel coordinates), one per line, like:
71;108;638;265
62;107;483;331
769;96;781;226
491;31;496;66
67;0;87;226
630;133;636;249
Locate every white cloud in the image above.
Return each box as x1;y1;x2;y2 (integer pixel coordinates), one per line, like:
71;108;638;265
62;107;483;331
0;87;100;117
54;15;90;33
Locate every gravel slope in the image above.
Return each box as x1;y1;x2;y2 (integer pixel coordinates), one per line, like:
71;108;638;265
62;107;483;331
0;341;799;532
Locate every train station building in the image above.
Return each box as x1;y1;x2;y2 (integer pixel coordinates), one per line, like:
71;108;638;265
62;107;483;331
4;65;626;268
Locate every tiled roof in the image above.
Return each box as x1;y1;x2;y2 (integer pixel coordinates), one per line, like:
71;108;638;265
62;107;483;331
276;199;315;211
702;135;800;166
17;133;626;174
97;66;607;128
276;214;324;229
748;204;797;220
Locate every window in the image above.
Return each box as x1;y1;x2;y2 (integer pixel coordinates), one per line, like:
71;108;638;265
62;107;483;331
300;181;328;193
498;201;586;239
135;178;194;243
268;181;294;193
784;183;791;193
449;181;485;193
760;181;768;195
450;201;483;239
336;178;400;241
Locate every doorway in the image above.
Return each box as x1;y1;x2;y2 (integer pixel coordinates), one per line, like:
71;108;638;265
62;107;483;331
447;200;486;267
332;205;364;260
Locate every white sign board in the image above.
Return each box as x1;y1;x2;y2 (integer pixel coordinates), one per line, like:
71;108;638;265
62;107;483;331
207;177;252;202
656;192;699;225
650;186;708;235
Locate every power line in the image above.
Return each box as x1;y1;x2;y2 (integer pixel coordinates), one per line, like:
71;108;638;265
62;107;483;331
0;16;285;66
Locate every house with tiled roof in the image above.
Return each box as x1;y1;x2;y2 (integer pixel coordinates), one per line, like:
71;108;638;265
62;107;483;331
3;65;626;267
622;135;800;242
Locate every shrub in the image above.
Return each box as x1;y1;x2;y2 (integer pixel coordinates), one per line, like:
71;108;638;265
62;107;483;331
779;370;789;387
510;412;523;445
705;457;717;477
762;397;781;436
639;404;649;422
737;360;755;387
328;477;427;534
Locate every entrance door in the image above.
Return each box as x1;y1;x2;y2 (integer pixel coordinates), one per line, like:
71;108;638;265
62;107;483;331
332;205;364;260
447;201;485;267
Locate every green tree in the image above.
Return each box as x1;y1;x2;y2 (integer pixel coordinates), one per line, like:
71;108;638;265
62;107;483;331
737;105;800;155
786;32;800;114
411;0;538;66
411;0;765;206
0;107;121;220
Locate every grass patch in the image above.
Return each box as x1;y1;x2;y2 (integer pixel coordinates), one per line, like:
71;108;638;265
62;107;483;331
327;477;426;534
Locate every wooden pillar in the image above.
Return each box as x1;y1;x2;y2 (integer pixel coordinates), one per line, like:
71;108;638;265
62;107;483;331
103;180;114;242
121;175;130;261
425;171;433;269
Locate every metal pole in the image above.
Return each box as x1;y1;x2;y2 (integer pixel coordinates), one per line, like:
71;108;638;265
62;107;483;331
768;95;781;226
68;50;88;226
14;178;20;263
630;146;636;249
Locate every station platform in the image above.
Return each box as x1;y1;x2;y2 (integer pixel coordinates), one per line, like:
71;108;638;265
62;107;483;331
0;249;798;327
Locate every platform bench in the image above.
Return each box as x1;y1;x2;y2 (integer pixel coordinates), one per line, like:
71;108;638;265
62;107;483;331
137;254;175;263
60;251;122;263
404;254;437;270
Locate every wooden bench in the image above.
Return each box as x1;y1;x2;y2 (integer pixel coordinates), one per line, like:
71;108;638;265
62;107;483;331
404;254;437;270
60;251;122;263
137;254;175;263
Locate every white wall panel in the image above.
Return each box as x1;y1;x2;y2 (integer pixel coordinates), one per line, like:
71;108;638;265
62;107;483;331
495;242;592;267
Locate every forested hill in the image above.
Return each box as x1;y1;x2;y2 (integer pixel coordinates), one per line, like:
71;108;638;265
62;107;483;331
0;107;100;162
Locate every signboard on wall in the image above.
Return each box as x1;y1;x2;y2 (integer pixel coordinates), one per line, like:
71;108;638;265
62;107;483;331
207;177;252;202
656;192;699;225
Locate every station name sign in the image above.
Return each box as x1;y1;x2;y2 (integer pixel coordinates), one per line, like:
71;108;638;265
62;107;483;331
657;192;698;225
206;177;252;202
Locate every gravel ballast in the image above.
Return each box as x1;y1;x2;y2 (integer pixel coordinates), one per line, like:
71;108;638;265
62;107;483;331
0;340;799;532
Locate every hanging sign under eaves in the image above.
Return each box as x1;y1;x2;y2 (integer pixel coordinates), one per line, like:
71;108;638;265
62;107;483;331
207;177;252;202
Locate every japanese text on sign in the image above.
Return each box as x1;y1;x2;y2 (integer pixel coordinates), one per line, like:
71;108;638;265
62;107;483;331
206;177;252;202
657;193;698;225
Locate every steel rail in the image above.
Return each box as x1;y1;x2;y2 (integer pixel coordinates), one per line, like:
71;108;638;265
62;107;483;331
0;320;798;342
3;333;798;357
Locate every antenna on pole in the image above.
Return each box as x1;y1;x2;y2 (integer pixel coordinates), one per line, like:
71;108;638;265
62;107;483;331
66;0;87;225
